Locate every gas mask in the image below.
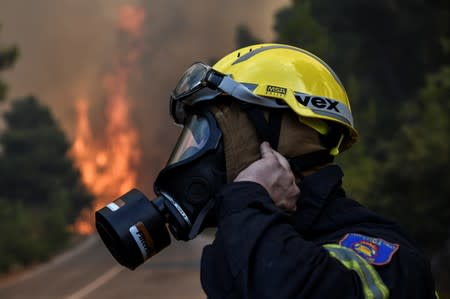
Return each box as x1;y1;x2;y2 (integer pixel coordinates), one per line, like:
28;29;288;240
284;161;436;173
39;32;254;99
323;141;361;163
95;61;333;270
95;107;226;270
95;62;258;270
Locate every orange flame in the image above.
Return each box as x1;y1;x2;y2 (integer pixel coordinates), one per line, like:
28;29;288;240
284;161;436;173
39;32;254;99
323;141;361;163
71;4;145;235
118;5;146;38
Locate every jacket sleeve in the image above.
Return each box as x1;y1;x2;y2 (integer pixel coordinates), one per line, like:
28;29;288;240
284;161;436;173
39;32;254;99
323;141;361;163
200;182;365;299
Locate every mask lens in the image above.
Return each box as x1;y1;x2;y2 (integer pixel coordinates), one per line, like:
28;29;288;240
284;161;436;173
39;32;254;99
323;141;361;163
168;114;211;165
172;63;209;100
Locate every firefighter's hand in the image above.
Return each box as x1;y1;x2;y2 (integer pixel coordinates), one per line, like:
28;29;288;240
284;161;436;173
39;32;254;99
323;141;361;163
234;142;300;212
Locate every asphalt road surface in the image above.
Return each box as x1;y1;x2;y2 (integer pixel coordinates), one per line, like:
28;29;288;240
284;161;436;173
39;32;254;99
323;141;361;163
0;234;212;299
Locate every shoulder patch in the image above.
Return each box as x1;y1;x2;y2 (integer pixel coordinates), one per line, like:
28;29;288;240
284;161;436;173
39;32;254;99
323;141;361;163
339;233;399;266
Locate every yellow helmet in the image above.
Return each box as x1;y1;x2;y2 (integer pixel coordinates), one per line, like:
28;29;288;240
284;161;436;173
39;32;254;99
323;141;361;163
212;43;358;152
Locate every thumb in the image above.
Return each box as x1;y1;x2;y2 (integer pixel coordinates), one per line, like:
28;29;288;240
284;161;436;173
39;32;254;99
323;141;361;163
260;141;274;159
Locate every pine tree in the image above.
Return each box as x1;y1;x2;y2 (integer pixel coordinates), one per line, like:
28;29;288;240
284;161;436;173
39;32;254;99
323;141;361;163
0;96;93;271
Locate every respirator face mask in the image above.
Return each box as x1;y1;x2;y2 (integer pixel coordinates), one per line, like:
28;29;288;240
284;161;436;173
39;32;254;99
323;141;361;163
95;108;226;270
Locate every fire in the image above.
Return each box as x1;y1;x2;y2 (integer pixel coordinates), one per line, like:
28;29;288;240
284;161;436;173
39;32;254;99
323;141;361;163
71;4;145;235
118;5;146;38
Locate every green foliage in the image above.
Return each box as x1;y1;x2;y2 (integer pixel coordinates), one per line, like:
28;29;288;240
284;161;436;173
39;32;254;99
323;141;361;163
274;1;333;59
274;0;449;145
0;45;18;70
0;25;18;102
0;199;36;272
0;96;93;272
336;143;377;201
369;65;450;249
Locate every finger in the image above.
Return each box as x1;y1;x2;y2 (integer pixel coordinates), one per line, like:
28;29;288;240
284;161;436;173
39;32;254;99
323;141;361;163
260;141;275;160
277;198;297;213
290;202;298;212
284;200;297;212
286;190;299;211
272;150;291;171
291;183;300;197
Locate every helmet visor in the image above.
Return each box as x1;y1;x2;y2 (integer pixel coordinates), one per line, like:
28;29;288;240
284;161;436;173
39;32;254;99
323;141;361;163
172;63;210;100
167;114;212;166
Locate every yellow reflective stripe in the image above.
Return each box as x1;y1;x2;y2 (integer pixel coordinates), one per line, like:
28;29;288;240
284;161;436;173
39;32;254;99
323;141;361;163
324;244;389;299
435;290;440;299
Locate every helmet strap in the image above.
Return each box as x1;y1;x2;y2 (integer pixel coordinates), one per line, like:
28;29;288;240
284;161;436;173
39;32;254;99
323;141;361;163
288;150;335;176
239;102;282;150
320;125;346;156
239;102;335;174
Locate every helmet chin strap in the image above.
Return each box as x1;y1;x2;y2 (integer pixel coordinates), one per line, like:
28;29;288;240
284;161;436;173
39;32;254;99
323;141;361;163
239;102;335;175
188;196;217;239
239;102;283;150
288;151;334;176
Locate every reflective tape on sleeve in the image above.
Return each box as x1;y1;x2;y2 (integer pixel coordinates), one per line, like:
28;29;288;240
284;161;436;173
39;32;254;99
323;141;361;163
323;244;389;299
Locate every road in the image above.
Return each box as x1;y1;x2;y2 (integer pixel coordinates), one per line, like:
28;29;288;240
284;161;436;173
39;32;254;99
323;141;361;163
0;234;212;299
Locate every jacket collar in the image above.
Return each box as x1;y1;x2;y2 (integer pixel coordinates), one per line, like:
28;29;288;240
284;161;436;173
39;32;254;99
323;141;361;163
289;165;344;234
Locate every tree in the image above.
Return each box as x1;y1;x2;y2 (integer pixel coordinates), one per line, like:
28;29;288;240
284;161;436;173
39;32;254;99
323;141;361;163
236;25;262;48
0;96;93;271
0;24;18;102
369;64;450;249
274;0;449;146
0;96;92;220
368;64;450;295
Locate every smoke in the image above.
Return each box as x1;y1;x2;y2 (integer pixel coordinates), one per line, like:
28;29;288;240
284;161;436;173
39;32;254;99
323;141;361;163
0;0;289;195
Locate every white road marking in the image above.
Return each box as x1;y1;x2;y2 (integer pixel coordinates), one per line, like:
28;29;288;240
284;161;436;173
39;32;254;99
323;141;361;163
0;235;98;288
63;265;123;299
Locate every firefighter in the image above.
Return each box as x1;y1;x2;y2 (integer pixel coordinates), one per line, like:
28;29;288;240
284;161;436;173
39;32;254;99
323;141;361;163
169;44;439;298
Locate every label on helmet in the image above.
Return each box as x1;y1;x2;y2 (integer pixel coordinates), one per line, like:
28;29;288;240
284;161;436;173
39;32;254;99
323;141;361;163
296;95;340;112
339;233;399;265
295;94;354;126
266;85;287;97
129;222;156;260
